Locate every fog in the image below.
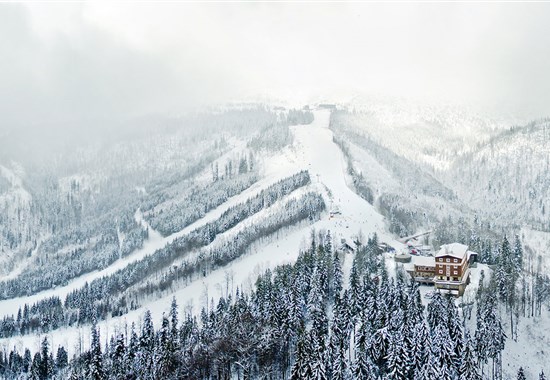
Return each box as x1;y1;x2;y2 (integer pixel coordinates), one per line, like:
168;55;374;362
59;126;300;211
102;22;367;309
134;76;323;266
1;2;550;133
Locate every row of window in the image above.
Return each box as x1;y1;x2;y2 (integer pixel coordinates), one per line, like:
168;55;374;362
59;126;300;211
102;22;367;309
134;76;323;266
438;257;461;263
436;264;460;269
437;276;460;282
438;270;458;275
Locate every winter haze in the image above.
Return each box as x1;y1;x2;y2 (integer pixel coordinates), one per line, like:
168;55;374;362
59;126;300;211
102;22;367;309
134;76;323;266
2;3;550;128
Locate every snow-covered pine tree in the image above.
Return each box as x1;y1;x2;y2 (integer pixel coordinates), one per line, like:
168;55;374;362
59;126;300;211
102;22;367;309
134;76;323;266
30;352;41;380
39;337;54;380
169;296;179;343
156;313;175;378
310;329;328;380
55;346;68;371
330;305;349;380
417;353;441;380
385;331;409;380
513;235;523;272
290;331;311;380
89;324;104;380
352;348;377;380
126;322;139;372
426;292;446;330
110;334;126;379
459;331;481;380
410;322;429;376
431;323;456;380
333;252;343;299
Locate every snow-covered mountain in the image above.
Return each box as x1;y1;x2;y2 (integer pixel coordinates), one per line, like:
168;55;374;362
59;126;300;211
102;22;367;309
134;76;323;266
0;105;548;380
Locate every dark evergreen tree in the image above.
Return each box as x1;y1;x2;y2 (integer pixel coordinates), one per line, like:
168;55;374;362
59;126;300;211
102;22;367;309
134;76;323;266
352;348;377;380
89;324;104;380
39;337;53;380
385;331;409;380
290;332;311;380
110;334;126;379
24;348;32;373
517;367;526;380
55;346;68;370
30;352;41;380
459;331;481;380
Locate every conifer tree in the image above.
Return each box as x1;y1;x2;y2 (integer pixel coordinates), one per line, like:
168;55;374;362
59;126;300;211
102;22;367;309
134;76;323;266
39;337;53;380
333;252;343;299
431;323;455;380
513;235;523;271
110;334;126;379
459;331;481;380
89;324;104;380
310;336;328;380
23;349;32;373
126;322;139;368
517;367;526;380
30;352;41;380
385;331;409;380
352;349;377;380
419;353;441;380
55;346;68;370
410;322;429;376
290;331;310;380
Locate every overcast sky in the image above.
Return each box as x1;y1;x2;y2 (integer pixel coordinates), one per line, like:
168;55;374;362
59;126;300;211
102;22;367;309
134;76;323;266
1;2;550;130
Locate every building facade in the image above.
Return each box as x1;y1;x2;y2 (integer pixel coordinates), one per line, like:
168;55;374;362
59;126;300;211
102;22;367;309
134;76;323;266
433;243;476;296
408;256;435;284
405;242;477;296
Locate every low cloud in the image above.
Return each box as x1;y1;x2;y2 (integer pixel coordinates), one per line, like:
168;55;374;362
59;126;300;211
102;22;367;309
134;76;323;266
1;2;549;134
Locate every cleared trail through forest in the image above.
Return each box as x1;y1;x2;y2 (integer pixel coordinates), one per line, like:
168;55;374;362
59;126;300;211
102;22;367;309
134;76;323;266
0;109;399;356
0;171;301;317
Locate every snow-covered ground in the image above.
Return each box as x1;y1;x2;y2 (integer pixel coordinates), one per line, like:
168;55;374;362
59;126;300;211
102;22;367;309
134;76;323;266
522;227;550;272
0;109;398;356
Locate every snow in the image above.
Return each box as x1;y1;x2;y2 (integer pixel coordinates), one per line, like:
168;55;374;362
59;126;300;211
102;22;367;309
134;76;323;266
0;236;47;282
436;243;469;259
0;172;304;317
0;109;397;356
501;312;550;379
413;256;435;267
0;164;34;274
522;226;550;272
2;109;546;380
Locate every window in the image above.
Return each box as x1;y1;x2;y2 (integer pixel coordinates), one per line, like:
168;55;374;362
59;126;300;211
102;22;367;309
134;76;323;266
439;270;443;274
454;266;458;269
439;258;443;262
446;258;450;263
453;271;458;275
454;259;458;263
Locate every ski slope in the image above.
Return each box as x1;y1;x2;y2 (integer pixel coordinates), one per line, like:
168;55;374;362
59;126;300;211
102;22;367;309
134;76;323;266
0;109;397;356
0;172;301;316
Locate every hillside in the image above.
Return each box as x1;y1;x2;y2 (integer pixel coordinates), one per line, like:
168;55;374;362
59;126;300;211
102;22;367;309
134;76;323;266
444;119;550;230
